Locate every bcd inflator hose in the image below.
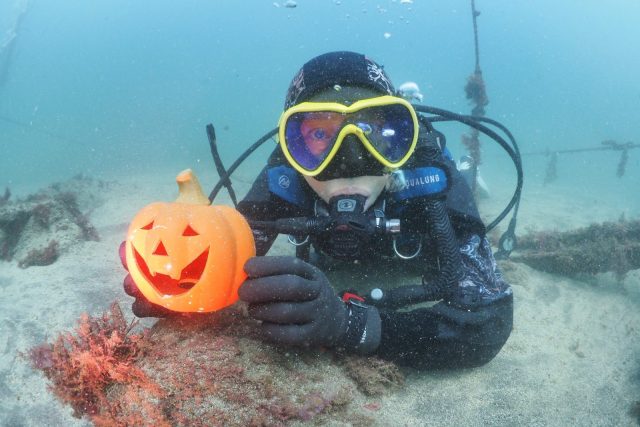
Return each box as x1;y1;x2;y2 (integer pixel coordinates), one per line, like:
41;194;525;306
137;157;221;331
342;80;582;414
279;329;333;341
421;198;465;300
367;198;464;309
368;138;464;309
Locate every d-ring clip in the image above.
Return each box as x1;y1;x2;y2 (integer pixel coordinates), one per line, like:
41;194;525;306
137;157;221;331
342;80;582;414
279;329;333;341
392;236;422;260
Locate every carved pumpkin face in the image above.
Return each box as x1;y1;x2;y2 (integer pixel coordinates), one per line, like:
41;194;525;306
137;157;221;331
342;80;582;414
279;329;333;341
125;202;255;313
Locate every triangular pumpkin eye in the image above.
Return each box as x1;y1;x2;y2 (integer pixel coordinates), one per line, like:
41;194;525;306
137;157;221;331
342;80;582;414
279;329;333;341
182;225;199;236
154;241;168;256
141;221;154;230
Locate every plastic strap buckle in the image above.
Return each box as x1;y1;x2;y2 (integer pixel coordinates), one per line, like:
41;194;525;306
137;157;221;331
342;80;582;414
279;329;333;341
341;294;370;350
341;292;365;303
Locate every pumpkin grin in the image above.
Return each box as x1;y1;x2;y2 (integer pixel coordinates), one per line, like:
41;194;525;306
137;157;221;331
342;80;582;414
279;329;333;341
132;245;210;296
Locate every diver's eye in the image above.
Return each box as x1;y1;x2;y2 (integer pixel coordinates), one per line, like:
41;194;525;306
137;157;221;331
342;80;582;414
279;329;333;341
312;129;327;140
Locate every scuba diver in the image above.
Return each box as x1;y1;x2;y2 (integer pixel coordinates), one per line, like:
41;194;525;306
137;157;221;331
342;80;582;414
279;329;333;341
122;51;514;369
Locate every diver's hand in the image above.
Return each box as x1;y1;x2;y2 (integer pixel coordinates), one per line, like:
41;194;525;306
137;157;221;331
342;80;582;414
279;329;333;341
239;256;381;353
119;241;175;318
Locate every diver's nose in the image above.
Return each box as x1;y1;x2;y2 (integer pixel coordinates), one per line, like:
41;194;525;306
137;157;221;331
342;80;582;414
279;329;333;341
317;132;382;180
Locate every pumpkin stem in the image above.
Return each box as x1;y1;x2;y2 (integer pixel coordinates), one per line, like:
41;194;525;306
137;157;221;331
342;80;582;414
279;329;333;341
175;169;210;205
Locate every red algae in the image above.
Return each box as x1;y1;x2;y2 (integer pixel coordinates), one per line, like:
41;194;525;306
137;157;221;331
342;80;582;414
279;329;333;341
28;303;164;425
30;302;403;426
18;239;59;268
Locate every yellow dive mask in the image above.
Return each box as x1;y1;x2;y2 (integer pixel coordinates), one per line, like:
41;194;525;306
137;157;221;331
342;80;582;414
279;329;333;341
278;95;419;177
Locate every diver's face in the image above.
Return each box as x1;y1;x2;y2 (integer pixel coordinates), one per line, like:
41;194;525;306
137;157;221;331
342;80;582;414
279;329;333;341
302;86;390;211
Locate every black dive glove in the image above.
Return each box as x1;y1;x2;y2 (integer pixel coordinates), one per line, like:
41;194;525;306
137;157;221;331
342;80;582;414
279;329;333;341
119;241;175;318
239;256;381;354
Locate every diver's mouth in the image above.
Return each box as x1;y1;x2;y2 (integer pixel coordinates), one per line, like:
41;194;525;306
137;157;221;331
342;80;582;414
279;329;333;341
132;246;209;295
327;187;381;211
328;186;371;199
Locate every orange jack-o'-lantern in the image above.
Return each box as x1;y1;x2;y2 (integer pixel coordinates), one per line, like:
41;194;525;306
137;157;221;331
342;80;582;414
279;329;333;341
125;169;255;313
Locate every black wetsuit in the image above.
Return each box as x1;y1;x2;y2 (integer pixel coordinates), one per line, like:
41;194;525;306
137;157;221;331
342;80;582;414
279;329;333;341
237;134;513;370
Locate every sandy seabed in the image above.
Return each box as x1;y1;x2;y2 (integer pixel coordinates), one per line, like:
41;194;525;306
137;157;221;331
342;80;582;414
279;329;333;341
0;171;639;427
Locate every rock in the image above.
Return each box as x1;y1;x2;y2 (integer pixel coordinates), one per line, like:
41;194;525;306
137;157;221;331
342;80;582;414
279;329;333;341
511;219;640;279
30;303;403;426
0;175;104;267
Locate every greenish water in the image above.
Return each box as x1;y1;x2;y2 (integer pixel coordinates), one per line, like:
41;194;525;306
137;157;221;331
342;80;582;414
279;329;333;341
1;0;638;205
1;1;639;425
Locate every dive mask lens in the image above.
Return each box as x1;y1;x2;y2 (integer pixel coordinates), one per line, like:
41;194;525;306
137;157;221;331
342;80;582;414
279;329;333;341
284;111;345;171
280;96;418;176
351;103;417;164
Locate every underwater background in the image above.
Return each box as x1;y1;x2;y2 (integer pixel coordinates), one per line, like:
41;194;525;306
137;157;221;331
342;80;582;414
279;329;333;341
1;0;639;209
2;0;640;425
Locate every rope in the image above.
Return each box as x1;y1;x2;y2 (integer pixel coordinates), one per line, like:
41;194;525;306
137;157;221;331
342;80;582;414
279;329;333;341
528;141;639;182
471;0;481;74
463;0;488;182
523;141;639;156
0;114;84;145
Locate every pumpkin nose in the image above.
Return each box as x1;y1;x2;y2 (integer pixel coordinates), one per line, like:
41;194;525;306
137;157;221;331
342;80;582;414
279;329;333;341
154;241;168;256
